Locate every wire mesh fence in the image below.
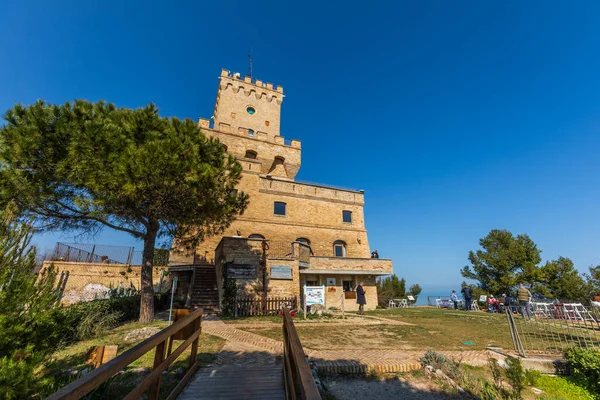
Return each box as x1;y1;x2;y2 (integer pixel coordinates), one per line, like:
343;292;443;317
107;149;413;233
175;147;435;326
47;242;169;266
506;303;600;356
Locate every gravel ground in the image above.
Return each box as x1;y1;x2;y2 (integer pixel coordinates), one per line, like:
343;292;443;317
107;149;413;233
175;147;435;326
322;375;454;400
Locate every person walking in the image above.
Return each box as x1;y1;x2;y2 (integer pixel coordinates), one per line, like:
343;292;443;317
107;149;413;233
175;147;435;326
461;285;472;311
517;283;533;320
451;290;459;310
356;281;366;315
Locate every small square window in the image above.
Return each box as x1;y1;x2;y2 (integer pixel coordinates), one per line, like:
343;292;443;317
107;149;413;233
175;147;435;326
274;201;286;216
343;280;353;292
342;210;352;223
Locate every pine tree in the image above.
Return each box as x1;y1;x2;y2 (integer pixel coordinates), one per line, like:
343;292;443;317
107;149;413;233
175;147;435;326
0;101;248;322
0;204;63;398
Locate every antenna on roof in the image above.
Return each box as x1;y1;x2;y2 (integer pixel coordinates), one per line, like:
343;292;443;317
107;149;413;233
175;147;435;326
248;49;253;79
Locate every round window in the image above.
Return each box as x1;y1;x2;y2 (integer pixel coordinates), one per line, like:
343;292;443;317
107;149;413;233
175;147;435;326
246;106;256;115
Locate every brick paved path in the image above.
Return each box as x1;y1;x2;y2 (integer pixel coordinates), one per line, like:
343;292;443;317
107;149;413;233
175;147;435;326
193;319;491;378
177;315;497;398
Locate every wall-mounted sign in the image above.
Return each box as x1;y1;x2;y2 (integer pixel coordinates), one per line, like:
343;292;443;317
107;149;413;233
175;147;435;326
271;265;293;280
225;263;256;279
326;278;336;286
304;285;325;306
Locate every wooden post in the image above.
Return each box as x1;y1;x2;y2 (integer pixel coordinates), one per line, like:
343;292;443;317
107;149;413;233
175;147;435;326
304;292;307;320
261;240;269;315
148;340;166;400
188;318;201;368
94;346;105;369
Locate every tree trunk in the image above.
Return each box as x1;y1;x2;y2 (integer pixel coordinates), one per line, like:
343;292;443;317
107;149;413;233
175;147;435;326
139;226;158;323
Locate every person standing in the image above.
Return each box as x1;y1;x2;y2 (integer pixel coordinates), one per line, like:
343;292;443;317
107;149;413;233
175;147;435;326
461;285;472;311
517;283;533;320
451;290;459;309
356;281;366;315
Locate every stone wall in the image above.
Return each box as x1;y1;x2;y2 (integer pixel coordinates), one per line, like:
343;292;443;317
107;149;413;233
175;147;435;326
308;257;392;273
214;237;300;300
44;261;168;305
172;173;371;264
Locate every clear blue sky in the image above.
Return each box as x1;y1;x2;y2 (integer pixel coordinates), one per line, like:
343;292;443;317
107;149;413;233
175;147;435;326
2;1;600;293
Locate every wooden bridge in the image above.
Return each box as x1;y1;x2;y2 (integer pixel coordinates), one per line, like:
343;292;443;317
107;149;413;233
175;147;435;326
44;309;321;400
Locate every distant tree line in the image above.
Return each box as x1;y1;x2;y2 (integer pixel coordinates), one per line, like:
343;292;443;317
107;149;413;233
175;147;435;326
461;229;600;302
376;275;422;307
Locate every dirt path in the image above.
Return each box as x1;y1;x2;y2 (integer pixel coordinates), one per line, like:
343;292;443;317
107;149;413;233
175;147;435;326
323;375;453;400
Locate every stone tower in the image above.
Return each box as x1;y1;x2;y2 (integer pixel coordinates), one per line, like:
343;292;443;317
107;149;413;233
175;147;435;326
213;69;284;143
202;69;300;180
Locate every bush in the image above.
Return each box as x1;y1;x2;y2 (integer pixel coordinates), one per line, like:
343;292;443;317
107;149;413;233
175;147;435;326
504;356;526;398
0;353;45;400
565;348;600;398
63;296;140;330
76;309;123;340
535;374;594;400
419;350;460;379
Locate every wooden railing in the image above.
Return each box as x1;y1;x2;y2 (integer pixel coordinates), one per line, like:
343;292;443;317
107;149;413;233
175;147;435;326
44;309;203;400
235;296;297;317
282;307;321;400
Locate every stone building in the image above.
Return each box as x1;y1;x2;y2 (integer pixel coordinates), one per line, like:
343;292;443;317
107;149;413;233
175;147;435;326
170;69;392;312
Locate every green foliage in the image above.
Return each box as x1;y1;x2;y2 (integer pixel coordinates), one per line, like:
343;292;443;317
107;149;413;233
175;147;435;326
584;265;600;296
106;280;139;298
504;356;525;398
461;229;542;294
221;265;238;317
564;348;600;398
525;369;541;386
376;274;406;307
409;283;422;301
0;100;249;321
536;257;588;301
419;350;460;379
75;309;123;340
534;374;594;400
0;206;65;398
0;353;47;400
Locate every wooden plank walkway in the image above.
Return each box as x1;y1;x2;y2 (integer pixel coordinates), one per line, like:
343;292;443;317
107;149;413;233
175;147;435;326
178;341;285;400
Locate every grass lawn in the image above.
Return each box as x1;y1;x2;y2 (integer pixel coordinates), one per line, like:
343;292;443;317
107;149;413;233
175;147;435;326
240;307;514;351
42;319;226;399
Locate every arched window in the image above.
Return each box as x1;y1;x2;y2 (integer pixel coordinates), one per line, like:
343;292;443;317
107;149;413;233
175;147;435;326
248;234;265;240
245;150;257;159
333;240;346;257
295;238;310;245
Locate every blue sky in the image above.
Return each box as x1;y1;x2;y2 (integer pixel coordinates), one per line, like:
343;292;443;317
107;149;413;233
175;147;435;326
2;1;600;293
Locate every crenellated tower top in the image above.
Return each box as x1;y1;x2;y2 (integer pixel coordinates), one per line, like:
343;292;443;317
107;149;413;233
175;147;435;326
213;69;284;141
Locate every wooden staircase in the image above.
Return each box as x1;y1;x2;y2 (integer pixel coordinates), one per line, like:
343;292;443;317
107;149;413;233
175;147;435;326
190;264;220;314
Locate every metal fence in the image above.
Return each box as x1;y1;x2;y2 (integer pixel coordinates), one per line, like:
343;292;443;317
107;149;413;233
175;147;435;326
506;303;600;357
47;242;169;266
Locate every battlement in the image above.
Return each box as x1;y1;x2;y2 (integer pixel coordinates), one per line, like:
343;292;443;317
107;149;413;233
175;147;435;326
220;69;283;94
259;176;365;205
198;118;301;149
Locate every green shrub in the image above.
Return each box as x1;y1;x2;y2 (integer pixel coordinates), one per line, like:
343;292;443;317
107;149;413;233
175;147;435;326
76;309;123;340
525;369;541;386
419;350;460;379
504;356;526;398
535;375;594;400
564;348;600;398
0;352;45;400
